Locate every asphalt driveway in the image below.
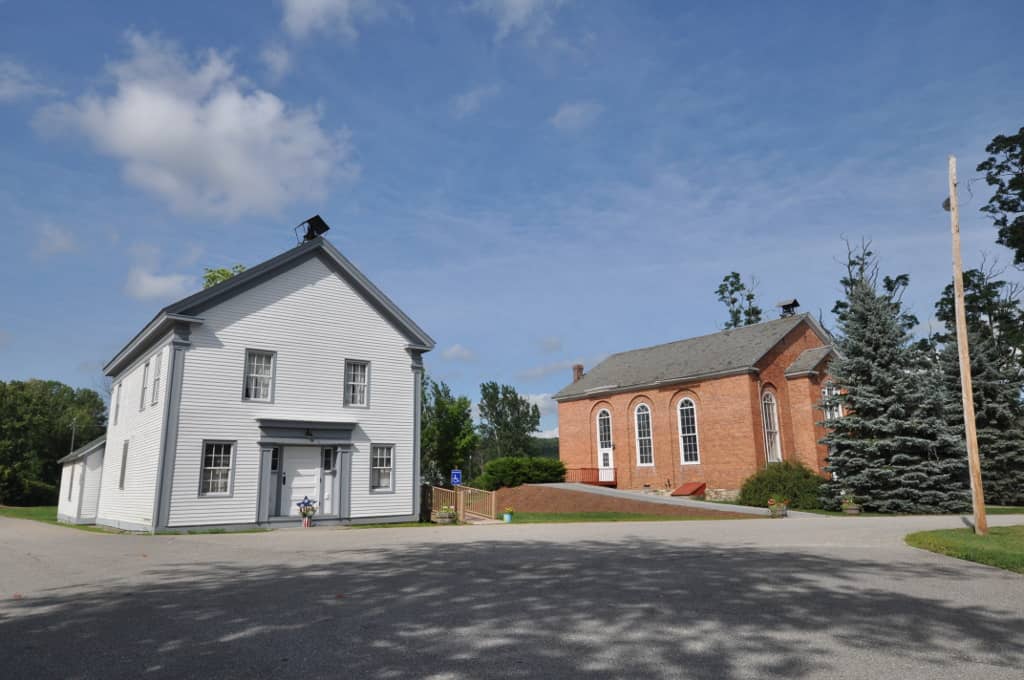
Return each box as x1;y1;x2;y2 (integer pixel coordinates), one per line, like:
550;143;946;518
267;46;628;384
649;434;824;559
0;514;1021;680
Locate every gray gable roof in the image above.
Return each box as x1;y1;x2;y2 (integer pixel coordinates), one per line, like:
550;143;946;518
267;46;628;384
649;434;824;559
553;314;829;401
57;435;106;465
105;235;434;376
785;345;835;377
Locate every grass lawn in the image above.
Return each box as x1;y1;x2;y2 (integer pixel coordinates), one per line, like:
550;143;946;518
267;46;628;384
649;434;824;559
512;511;728;523
988;506;1024;515
905;525;1024;574
0;505;111;532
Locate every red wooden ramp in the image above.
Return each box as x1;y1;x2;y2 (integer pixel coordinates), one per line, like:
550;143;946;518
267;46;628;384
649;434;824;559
671;482;706;497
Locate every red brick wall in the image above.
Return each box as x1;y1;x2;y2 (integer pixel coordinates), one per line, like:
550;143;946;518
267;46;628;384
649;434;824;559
558;319;831;493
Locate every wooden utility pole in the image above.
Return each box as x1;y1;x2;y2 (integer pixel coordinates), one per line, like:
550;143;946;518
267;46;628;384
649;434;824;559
948;155;988;536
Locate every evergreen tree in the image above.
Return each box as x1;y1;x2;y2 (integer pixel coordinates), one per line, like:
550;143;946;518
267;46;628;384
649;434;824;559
822;243;969;513
938;326;1024;506
715;272;763;329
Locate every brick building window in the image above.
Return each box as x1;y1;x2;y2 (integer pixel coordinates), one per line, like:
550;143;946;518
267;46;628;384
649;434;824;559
761;391;782;463
596;409;613;467
634;404;654;466
821;382;843;423
677;398;700;464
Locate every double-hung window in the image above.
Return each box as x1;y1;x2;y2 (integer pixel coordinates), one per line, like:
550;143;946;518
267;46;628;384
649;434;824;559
113;383;122;426
139;361;150;410
151;352;162;406
200;442;233;495
118;440;129;490
345;360;369;407
821;382;843;423
678;398;700;464
762;391;782;463
370;445;393;491
635;404;654;466
322;447;335;472
244;350;275;401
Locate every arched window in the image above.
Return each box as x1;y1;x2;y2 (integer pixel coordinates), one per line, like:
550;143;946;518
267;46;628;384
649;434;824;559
821;382;843;423
635;404;654;466
596;409;613;468
677;398;700;464
761;391;782;463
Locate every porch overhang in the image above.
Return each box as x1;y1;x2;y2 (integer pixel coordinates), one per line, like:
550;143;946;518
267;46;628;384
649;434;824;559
257;419;357;446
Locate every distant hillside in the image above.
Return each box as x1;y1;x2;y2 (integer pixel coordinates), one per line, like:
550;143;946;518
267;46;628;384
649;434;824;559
530;437;559;459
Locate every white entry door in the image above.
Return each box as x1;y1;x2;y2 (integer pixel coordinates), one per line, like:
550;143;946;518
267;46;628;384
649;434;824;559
282;447;321;517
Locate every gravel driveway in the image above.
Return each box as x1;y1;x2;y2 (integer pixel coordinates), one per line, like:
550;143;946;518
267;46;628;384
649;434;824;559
1;514;1021;679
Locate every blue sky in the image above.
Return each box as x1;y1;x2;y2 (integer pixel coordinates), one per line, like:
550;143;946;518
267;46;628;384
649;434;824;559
1;1;1022;436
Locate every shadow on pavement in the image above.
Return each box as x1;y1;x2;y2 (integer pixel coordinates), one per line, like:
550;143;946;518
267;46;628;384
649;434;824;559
1;538;1021;679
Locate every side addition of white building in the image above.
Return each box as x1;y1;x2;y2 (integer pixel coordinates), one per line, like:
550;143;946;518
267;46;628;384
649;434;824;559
62;222;434;531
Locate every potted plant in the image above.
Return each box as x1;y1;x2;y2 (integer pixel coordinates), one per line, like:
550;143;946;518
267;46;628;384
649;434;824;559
767;496;789;518
503;506;514;523
297;496;317;527
434;504;457;524
841;495;861;515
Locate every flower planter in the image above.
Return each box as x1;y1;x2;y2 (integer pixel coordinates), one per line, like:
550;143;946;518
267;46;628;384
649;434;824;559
434;514;456;525
302;517;312;528
843;506;861;515
768;506;788;518
503;513;513;523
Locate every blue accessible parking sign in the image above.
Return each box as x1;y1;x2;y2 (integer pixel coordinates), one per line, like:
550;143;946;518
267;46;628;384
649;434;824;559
451;469;462;486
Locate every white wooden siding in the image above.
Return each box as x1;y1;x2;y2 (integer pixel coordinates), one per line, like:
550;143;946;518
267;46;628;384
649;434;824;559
168;255;416;527
81;450;104;520
57;461;81;519
95;342;170;529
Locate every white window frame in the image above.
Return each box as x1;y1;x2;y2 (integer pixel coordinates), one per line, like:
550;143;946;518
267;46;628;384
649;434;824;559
344;360;370;407
151;351;162;406
139;361;149;411
596;409;613;469
322;447;335;472
200;441;235;496
677;397;700;465
761;391;782;463
822;381;843;423
243;350;275;402
118;440;129;490
370;444;394;492
634;404;654;467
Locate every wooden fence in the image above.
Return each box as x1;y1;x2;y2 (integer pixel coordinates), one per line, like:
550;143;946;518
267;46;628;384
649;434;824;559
430;485;497;522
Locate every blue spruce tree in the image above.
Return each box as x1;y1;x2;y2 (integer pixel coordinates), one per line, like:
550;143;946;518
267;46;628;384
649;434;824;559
822;243;969;513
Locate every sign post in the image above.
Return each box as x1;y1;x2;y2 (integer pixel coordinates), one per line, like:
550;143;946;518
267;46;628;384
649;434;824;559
450;469;462;487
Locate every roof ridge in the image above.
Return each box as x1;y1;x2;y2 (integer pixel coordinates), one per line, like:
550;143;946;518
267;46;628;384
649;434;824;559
603;313;809;359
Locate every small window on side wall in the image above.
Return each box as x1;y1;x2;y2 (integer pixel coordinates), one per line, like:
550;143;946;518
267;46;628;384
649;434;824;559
322;447;335;471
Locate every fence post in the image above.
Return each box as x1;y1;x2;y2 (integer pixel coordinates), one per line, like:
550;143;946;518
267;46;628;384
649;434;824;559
457;487;465;523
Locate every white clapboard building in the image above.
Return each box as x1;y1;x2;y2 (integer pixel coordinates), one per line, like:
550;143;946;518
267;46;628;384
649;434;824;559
58;221;433;531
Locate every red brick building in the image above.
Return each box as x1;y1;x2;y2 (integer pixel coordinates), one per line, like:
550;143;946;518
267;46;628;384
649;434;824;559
553;314;836;499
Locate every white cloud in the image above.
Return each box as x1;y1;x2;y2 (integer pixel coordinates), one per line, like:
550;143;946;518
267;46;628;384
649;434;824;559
281;0;396;39
0;58;56;102
124;243;193;301
549;100;602;131
535;426;559;439
452;84;500;119
468;0;563;42
260;44;292;81
34;222;77;257
525;392;558;418
441;343;476;361
36;31;357;219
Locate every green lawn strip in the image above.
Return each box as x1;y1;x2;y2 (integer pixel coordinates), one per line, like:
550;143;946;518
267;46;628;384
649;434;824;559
905;525;1024;574
512;511;730;523
988;506;1024;515
0;505;113;533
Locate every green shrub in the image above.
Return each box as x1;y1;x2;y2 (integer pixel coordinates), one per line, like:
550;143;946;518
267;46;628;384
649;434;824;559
471;456;566;490
738;461;825;510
